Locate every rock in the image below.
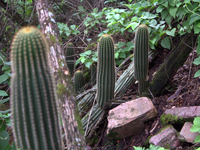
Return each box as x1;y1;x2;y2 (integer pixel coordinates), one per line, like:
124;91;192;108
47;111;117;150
179;122;200;143
161;106;200;124
149;125;180;149
107;97;157;139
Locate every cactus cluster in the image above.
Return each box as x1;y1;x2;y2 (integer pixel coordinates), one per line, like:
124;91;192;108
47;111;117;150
134;24;149;95
11;26;63;150
74;70;85;94
96;34;115;108
65;42;75;75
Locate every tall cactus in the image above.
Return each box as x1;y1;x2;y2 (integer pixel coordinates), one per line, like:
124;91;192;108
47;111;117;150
74;70;85;94
11;26;63;150
65;42;75;75
96;34;115;108
134;24;149;95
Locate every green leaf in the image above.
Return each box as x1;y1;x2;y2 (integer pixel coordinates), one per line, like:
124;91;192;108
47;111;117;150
114;14;120;20
0;120;6;132
195;135;200;143
196;36;200;54
169;7;178;18
117;42;126;48
119;52;126;58
189;14;200;25
0;130;9;150
0;74;9;85
0;97;10;105
166;28;176;37
161;37;171;49
156;5;164;13
161;10;168;19
126;22;139;30
162;1;168;7
193;57;200;65
194;70;200;78
194;22;200;34
0;91;8;97
115;52;119;59
84;50;92;55
165;15;172;25
85;61;92;69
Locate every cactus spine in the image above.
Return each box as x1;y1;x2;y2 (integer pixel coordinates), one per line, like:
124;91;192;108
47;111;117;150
74;70;85;94
11;26;63;150
96;34;115;108
65;42;75;75
134;24;149;95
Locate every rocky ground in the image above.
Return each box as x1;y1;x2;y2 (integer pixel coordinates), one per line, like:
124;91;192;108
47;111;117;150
88;48;200;150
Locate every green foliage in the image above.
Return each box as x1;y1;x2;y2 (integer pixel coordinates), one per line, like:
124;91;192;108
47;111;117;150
57;23;80;39
191;117;200;143
11;26;62;150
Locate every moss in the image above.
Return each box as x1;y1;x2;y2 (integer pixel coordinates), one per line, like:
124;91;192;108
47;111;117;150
57;83;66;95
75;107;85;135
161;113;182;125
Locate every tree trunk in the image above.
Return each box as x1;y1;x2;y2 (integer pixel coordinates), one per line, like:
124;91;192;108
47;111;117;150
35;0;86;149
143;34;196;97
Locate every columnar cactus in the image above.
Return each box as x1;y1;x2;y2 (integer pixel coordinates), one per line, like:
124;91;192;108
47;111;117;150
96;34;115;108
90;62;97;86
74;70;85;94
134;24;149;95
11;26;63;150
65;42;75;75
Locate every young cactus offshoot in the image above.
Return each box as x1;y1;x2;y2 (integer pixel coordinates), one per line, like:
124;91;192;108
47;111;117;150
96;34;115;108
65;42;75;75
74;70;85;94
11;26;63;150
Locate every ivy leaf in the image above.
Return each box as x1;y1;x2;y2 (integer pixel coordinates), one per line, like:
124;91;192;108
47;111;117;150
0;130;9;150
194;70;200;78
85;61;92;69
196;36;200;54
189;14;200;25
161;37;171;49
119;52;126;58
193;57;200;65
126;22;139;30
115;52;119;59
169;7;178;18
0;90;8;96
84;50;92;55
0;97;10;105
166;28;176;37
195;135;200;143
156;5;164;13
0;74;9;84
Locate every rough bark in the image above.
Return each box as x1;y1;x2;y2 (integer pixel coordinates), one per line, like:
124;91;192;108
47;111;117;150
143;34;196;97
35;0;86;149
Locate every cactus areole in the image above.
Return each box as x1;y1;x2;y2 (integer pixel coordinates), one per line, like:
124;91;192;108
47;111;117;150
134;24;149;81
11;26;63;150
96;34;115;108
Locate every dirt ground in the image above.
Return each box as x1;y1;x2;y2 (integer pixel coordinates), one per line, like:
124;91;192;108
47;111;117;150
90;48;200;150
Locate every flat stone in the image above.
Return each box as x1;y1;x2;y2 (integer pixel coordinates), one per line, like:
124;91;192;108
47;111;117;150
149;125;180;149
164;106;200;119
179;122;200;143
107;97;157;139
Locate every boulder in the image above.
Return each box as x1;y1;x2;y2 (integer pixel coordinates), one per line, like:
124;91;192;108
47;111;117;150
107;97;157;139
161;106;200;124
179;122;200;143
149;125;180;149
164;106;200;119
